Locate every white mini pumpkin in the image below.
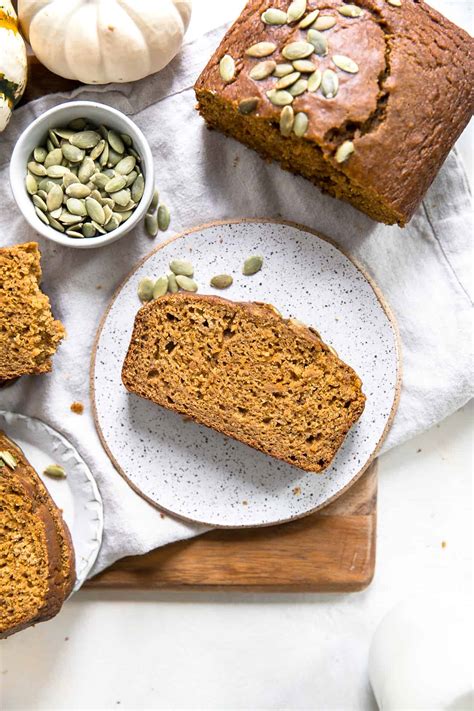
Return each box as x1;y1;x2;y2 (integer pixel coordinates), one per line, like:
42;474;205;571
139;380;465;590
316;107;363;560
18;0;192;85
0;0;28;132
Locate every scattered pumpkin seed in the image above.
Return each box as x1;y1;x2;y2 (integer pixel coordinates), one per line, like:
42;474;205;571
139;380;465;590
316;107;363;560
43;464;67;478
292;59;317;72
219;54;235;82
289;79;308;96
168;273;179;293
338;4;363;16
239;97;259;114
266;89;294;106
287;0;306;23
279;105;295;137
298;8;319;27
333;54;359;73
210;274;234;289
307;69;323;92
170;259;193;277
321;69;339;98
153;276;169;299
138;277;154;302
145;213;159;237
282;41;314;60
273;63;294;77
307;29;329;56
249;60;277;80
243;255;263;275
246;42;277;58
293;112;309;137
0;451;17;469
176;275;198;292
313;15;337;29
33;147;47;163
335;140;354;163
261;8;287;24
149;189;159;213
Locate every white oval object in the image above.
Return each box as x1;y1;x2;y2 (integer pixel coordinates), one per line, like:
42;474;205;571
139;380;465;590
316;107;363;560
0;1;28;132
18;0;192;85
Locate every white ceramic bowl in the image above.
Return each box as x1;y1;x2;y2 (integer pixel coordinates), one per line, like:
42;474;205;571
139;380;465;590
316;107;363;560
10;101;155;249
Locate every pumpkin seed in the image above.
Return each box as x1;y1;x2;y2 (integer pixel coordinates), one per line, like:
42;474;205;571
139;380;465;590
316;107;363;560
27;161;47;177
243;255;263;275
65;230;84;239
37;189;48;200
54;128;75;140
62;143;85;163
158;204;171;231
273;63;294;77
307;29;328;55
44;149;63;168
47;215;65;232
82;223;96;238
246;42;277;58
168;273;179;293
91;173;110;190
282;41;314;60
238;97;259;114
26;174;38;195
103;205;114;225
125;170;138;188
58;212;83;225
149;189;159;213
32;194;48;211
293;112;309;137
100;142;110;167
78;157;96;183
138;277;154;303
47;184;64;211
0;451;17;469
104;216;121;232
261;8;287;24
210;274;233;289
43;464;67;478
338;4;363;16
90;139;106;161
114;200;136;212
66;183;91;198
129;148;141;161
307;69;322;92
101;197;116;210
335;140;354;163
48;130;60;148
170;259;193;277
46;139;55;152
280;105;295;136
91;221;107;234
115;155;136;175
292;59;317;72
63;172;80;188
321;69;339;98
131;174;145;203
387;0;402;6
66;198;87;216
313;15;337;29
85;197;106;224
120;133;132;147
249;60;277;81
266;89;294;106
275;71;301;90
145;213;158;237
110;189;131;207
90;189;103;203
70;130;101;149
33;147;47;163
35;207;49;225
176;275;198;292
105;175;127;193
68;118;87;131
289;78;308;96
107;148;123;167
287;0;306;23
49;207;63;220
108;130;125;154
333;54;359;73
298;8;319;27
219;54;235;82
117;210;133;222
153;276;169;299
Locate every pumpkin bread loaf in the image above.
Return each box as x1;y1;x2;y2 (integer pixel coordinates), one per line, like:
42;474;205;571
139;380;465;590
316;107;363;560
122;294;365;473
195;0;474;225
0;432;75;638
0;242;65;382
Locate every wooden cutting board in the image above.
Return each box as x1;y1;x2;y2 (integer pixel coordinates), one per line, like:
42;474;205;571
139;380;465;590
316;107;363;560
17;57;378;593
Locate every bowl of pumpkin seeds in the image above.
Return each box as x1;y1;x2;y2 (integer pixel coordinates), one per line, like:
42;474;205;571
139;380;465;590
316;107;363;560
10;101;155;248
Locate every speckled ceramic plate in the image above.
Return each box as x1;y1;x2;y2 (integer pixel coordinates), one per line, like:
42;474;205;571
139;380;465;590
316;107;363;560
0;411;103;592
92;219;400;528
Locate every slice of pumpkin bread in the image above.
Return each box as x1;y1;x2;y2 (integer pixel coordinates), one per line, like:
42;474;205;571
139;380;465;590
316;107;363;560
122;294;366;472
0;242;65;382
0;432;75;638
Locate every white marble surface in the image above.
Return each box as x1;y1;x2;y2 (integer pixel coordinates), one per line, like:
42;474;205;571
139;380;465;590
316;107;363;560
1;2;472;709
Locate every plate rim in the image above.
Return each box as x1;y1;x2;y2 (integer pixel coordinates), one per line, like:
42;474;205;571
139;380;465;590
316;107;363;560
0;409;104;590
90;217;402;529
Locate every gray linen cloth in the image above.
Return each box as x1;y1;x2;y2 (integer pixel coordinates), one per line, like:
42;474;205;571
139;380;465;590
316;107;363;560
0;27;472;576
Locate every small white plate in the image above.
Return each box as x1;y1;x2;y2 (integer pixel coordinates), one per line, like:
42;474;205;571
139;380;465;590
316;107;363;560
92;219;401;528
0;411;103;592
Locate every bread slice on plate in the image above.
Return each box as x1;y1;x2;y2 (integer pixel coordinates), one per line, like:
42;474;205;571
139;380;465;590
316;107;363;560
0;242;65;383
0;432;75;638
122;294;366;473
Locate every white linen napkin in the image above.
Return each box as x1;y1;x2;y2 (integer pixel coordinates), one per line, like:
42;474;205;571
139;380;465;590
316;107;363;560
0;27;472;576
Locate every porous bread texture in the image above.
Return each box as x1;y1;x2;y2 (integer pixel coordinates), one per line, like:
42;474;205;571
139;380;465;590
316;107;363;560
194;0;474;225
0;242;65;381
0;432;75;638
122;294;366;473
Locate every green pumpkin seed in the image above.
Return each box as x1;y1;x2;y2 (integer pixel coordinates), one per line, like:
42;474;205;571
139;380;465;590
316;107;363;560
66;198;87;216
33;147;47;163
0;451;17;469
108;130;125;154
321;69;339;98
261;8;287;24
47;184;64;211
292;59;317;72
58;212;83;225
219;54;235;82
66;183;91;198
35;206;50;225
169;259;193;277
100;142;110;167
49;206;63;220
63;172;80;188
101;197;115;210
298;8;319;27
78;157;96;183
46;139;55;152
332;54;359;73
138;277;154;303
176;275;198;292
44;464;67;478
153;276;169;299
279;105;295;137
273;63;294;77
125;170;138;188
70;131;101;149
120;133;133;147
89;189;103;203
149;189;159;212
293;112;309;137
131;174;145;203
335;140;354;163
115;155;136;175
82;223;96;238
85;197;106;224
105;175;127;193
387;0;402;6
145;213;158;237
338;4;363;16
282;41;314;60
168;273;179;293
158;204;171;231
307;29;328;55
249;60;277;81
287;0;306;23
313;15;337;29
110;189;131;207
48;129;60;148
62;143;85;163
307;69;322;92
54;128;75;140
238;97;259;114
246;42;277;58
103;204;114;225
243;255;263;275
114;200;135;212
91;221;107;234
27;161;47;177
91;173;110;190
44;149;64;168
65;230;84;239
289;78;308;96
117;210;133;222
26;174;38;195
275;71;301;90
32;194;48;211
107;148;123;167
267;89;294;106
37;189;48;200
211;274;233;289
68;118;87;131
104;216;121;232
89;139;106;161
47;215;65;232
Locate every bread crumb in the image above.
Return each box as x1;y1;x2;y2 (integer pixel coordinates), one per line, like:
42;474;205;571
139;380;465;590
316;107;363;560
441;541;447;548
96;285;102;290
292;487;301;496
160;513;165;519
70;402;84;415
417;448;422;453
242;500;248;506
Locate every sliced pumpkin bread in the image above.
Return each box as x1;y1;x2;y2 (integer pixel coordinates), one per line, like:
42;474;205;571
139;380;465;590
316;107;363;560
122;294;366;472
0;432;75;638
0;242;65;382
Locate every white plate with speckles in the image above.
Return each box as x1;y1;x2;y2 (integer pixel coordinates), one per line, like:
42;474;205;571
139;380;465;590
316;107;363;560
92;219;400;528
0;411;103;591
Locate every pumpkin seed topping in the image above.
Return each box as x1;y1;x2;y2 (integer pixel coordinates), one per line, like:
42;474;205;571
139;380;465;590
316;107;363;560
210;274;234;289
307;29;329;56
239;97;259;114
168;273;179;293
273;63;294;77
138;277;154;302
170;259;194;277
321;69;339;98
287;0;307;23
246;42;277;58
249;60;277;80
293;112;309;137
243;255;263;276
313;15;337;30
292;59;317;73
267;89;294;106
335;140;354;163
332;54;359;73
289;79;308;96
307;69;323;92
219;54;236;82
275;71;301;90
261;8;287;24
387;0;402;6
282;41;314;60
0;451;17;469
298;9;320;27
176;275;198;292
279;105;295;137
338;4;364;17
153;276;169;299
